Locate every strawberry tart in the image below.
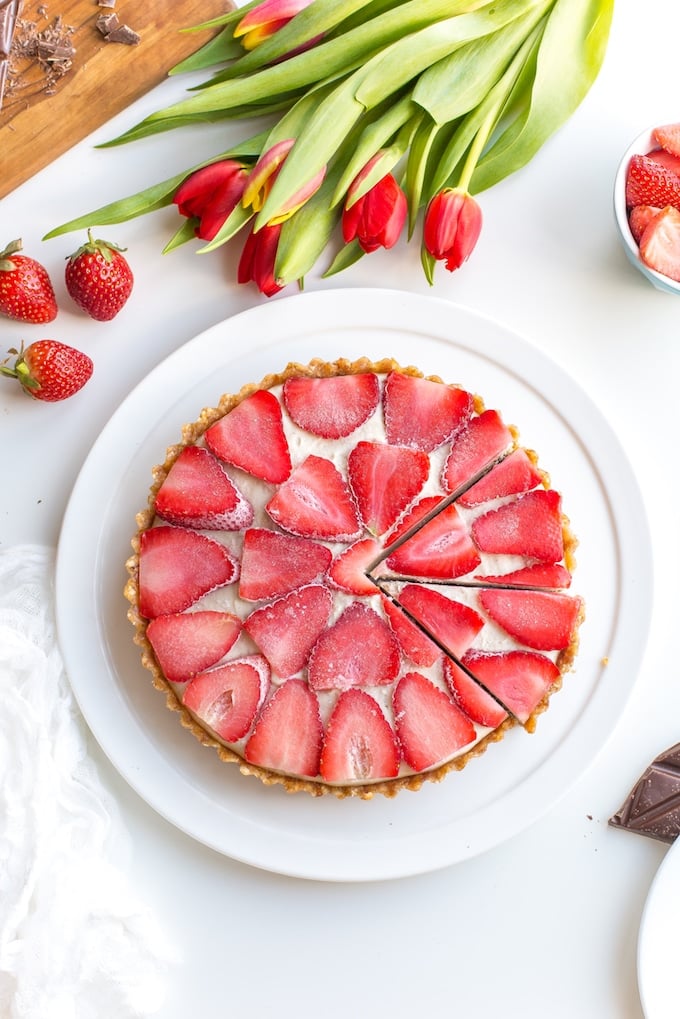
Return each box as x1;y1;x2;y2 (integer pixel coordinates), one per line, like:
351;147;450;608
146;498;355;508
124;357;583;798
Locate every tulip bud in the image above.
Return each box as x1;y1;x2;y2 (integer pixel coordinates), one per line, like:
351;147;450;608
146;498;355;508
234;0;315;51
237;223;285;297
423;188;482;272
173;160;248;241
342;157;407;254
243;139;325;225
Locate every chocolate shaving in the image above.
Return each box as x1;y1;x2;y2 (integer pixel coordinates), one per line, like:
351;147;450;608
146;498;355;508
97;0;116;6
609;743;680;844
96;9;139;45
0;0;19;109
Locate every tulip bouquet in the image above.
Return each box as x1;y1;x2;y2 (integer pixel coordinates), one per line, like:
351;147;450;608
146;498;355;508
46;0;614;296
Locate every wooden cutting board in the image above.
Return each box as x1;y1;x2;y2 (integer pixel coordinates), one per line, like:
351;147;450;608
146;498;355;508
0;0;233;199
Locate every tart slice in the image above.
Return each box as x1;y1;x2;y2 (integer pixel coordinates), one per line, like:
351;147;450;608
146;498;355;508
125;357;583;799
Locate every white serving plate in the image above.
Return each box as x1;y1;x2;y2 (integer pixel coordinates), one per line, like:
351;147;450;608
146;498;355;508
55;288;652;882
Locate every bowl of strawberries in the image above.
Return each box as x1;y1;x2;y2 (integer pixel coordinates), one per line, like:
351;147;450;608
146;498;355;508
614;122;680;294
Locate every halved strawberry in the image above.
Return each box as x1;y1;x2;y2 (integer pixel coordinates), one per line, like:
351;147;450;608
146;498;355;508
347;441;429;535
244;678;323;777
155;446;254;531
182;654;270;742
647;149;680;177
282;372;380;438
628;205;662;244
146;610;242;683
471;489;564;563
380;594;441;668
320;689;401;783
384;497;481;579
244;583;332;678
457;448;543;507
459;649;560;725
265;454;361;541
393;584;484;658
639;205;680;282
328;537;381;596
474;562;572;589
625;154;680;210
479;588;583;651
442;409;514;495
308;602;400;691
652;122;680;158
205;389;291;484
383;371;473;452
238;527;331;601
442;657;508;728
138;526;239;619
393;671;476;772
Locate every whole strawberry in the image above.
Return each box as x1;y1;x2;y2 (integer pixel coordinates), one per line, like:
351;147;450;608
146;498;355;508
0;239;58;323
65;230;134;321
0;340;93;401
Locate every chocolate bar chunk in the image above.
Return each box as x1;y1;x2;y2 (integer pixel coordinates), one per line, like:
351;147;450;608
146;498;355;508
609;743;680;843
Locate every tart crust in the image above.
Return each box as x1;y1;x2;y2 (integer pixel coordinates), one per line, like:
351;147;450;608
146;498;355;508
124;356;582;800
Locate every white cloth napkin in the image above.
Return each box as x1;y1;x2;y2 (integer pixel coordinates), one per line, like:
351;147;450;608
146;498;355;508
0;546;175;1018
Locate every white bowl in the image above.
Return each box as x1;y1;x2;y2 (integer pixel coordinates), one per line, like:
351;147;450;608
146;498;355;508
613;126;680;295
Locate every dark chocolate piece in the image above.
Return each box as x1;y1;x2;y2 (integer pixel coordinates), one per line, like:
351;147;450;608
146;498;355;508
609;743;680;844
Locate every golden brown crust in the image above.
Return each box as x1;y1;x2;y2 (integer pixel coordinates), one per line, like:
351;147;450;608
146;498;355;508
124;356;583;800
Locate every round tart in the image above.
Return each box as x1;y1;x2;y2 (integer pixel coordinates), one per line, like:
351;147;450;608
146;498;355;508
125;357;583;799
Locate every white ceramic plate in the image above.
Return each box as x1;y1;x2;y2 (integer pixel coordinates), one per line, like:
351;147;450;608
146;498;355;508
638;838;680;1017
55;288;652;882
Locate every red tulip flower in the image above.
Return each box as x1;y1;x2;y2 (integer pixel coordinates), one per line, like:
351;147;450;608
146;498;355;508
234;0;315;50
173;160;248;241
342;157;407;254
237;223;284;297
423;188;482;272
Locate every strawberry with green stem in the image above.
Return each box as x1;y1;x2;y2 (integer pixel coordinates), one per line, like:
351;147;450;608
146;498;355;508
0;340;93;402
65;229;134;321
0;239;58;324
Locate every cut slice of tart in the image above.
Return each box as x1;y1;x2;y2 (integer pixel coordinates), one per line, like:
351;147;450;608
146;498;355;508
125;357;583;799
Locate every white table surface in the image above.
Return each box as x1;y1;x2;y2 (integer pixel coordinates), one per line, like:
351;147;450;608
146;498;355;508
2;0;679;1015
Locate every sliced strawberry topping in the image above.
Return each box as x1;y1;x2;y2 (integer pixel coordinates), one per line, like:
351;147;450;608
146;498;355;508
183;654;270;742
238;527;331;601
384;497;481;579
138;526;239;619
393;672;476;772
381;594;441;668
265;454;362;541
328;537;381;596
652;123;680;158
347;441;429;535
395;584;484;658
647;148;680;177
244;583;332;679
442;658;508;728
479;588;583;651
383;371;473;452
320;689;401;783
639;205;680;282
308;602;401;691
628;204;662;244
155;446;254;531
471;489;564;562
244;678;323;777
282;372;380;438
205;389;291;484
625;154;680;211
457;448;543;507
460;649;560;725
442;409;514;495
474;562;572;589
146;610;242;683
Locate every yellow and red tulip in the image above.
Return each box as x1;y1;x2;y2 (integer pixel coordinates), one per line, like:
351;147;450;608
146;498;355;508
234;0;315;51
243;139;326;225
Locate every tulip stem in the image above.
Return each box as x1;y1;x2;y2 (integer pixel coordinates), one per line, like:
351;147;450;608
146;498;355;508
456;103;496;193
